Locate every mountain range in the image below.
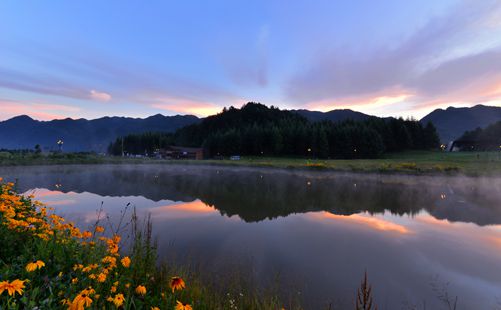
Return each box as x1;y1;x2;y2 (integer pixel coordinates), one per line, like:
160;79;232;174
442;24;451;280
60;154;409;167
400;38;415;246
420;105;501;143
1;104;500;151
0;114;199;152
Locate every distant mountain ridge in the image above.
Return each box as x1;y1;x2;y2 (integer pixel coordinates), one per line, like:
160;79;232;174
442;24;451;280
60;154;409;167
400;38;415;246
2;104;500;152
0;114;200;152
420;105;501;142
292;109;372;122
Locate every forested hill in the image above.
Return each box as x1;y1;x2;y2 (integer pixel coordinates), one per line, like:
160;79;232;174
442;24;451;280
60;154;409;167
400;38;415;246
0;114;199;152
420;105;501;143
110;102;440;159
293;109;371;122
456;121;501;151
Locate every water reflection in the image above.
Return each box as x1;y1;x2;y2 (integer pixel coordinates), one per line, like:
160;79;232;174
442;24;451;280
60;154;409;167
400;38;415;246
1;164;501;309
3;164;501;225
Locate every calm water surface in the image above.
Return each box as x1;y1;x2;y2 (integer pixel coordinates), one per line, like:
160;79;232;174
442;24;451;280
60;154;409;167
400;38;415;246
1;164;501;309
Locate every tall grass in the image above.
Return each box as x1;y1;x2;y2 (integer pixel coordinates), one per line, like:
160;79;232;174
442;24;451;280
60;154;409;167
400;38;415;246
0;178;302;309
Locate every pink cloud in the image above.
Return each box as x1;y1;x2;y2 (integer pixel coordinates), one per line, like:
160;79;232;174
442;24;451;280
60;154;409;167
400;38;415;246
89;89;112;102
0;99;81;121
151;97;225;116
304;73;501;118
304;87;415;116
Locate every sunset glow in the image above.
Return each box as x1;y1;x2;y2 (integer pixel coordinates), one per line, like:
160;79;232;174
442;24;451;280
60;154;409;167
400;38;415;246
1;1;500;120
310;211;411;235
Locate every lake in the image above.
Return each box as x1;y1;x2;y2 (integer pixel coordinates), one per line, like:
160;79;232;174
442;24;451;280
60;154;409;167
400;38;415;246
1;164;501;309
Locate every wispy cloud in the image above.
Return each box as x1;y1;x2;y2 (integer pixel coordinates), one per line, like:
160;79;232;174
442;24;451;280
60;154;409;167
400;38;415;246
89;89;111;102
286;0;501;115
0;98;81;120
151;98;224;117
218;24;269;88
0;43;238;108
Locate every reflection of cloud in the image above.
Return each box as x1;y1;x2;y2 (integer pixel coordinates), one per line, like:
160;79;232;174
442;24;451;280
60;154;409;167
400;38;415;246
45;199;77;206
89;89;111;102
29;189;64;197
149;200;218;219
311;211;411;234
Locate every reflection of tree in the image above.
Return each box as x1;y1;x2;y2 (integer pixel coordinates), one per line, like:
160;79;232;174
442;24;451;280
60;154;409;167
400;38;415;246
7;165;501;225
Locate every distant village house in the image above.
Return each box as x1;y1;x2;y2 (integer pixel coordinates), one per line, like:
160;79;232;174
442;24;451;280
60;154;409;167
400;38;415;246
156;146;204;160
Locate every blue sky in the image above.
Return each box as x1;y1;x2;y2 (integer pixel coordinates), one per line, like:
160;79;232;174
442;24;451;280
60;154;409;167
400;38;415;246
0;0;500;120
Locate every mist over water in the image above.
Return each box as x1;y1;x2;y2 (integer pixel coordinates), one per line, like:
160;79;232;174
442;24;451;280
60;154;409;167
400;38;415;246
1;164;501;309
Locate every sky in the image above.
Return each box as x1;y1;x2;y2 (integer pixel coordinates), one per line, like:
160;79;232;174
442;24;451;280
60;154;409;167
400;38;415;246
0;0;500;121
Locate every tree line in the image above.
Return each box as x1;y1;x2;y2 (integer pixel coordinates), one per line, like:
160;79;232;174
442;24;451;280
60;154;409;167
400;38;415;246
109;102;440;159
456;121;501;151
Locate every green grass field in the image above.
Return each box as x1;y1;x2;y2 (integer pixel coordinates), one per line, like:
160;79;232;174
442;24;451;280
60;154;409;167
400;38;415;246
1;151;501;176
192;151;501;176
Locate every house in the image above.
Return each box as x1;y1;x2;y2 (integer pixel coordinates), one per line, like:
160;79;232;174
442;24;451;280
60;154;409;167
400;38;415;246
158;146;204;160
449;139;480;152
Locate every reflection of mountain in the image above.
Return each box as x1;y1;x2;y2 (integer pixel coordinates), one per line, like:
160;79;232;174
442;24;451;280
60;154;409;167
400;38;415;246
2;165;501;225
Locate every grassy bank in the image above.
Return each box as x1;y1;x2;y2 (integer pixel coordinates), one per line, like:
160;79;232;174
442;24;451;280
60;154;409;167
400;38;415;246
2;151;501;176
197;151;501;176
0;179;294;309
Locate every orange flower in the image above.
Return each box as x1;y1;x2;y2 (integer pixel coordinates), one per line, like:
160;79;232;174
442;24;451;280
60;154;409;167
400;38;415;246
109;293;125;307
102;256;117;267
175;300;193;310
0;279;26;296
97;273;107;283
82;231;92;239
170;276;186;293
120;256;131;268
151;307;160;310
25;260;45;272
95;225;105;233
70;289;94;309
135;285;147;296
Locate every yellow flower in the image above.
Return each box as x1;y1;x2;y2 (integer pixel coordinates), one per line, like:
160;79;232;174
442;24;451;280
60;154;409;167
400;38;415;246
82;230;92;239
175;300;193;310
95;225;105;233
97;272;107;283
110;286;117;293
170;276;186;293
120;256;131;268
0;279;26;296
109;293;125;307
112;234;121;243
102;256;117;268
72;278;79;284
70;291;93;309
73;264;84;271
151;307;160;310
25;260;45;272
82;264;98;273
135;285;147;296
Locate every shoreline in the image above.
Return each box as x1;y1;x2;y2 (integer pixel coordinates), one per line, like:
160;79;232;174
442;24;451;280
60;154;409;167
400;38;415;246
2;162;501;185
1;151;501;177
